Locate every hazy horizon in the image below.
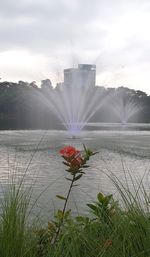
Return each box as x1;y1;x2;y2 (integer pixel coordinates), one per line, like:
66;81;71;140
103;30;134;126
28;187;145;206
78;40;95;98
1;0;150;94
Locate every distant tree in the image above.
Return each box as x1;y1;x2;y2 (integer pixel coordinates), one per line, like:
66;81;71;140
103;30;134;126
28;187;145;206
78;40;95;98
18;81;29;87
0;80;150;128
29;81;38;88
41;79;53;93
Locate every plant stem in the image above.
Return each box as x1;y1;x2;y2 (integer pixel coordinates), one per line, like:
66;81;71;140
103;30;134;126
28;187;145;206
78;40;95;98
52;174;75;244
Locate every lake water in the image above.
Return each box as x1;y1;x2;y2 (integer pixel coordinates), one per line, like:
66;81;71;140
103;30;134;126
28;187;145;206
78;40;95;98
0;129;150;217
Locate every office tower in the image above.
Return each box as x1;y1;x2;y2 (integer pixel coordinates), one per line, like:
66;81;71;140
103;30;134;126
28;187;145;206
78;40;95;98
64;64;96;87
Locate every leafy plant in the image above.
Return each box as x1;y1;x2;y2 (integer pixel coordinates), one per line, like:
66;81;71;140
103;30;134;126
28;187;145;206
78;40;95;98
87;192;117;225
51;145;96;244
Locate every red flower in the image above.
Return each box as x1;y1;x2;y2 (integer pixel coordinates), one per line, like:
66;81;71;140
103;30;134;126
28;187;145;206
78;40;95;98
70;157;83;168
59;146;80;159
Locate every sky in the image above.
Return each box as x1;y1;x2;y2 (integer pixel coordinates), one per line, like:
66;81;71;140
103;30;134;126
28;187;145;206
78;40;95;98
0;0;150;94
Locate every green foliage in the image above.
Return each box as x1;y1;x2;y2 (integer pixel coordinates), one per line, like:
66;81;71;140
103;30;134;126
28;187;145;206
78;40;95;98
54;209;71;221
83;144;98;160
53;145;95;244
0;185;38;257
48;169;150;257
74;174;83;181
87;192;116;225
56;195;67;200
0;144;150;257
0;82;149;129
0;181;150;257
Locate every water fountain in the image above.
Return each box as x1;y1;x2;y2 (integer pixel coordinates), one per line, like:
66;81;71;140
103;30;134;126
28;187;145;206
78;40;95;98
39;65;143;136
110;93;142;125
40;65;112;137
43;82;110;137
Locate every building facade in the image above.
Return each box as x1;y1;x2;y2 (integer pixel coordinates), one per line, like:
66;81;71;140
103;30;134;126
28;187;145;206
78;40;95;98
64;64;96;88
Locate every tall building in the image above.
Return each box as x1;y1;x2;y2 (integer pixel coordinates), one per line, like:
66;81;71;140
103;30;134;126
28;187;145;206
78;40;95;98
64;64;96;87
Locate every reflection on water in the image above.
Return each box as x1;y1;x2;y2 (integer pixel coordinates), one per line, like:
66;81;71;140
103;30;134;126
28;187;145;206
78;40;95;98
0;129;150;216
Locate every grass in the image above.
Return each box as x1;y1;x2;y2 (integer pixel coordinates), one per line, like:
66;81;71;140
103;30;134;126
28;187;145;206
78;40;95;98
0;161;150;256
45;167;150;257
0;180;38;257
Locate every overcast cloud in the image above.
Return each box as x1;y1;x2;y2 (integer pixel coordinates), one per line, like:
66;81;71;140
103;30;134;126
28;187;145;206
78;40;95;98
0;0;150;93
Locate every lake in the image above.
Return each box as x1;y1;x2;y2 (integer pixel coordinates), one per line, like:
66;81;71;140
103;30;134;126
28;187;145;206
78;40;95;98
0;129;150;217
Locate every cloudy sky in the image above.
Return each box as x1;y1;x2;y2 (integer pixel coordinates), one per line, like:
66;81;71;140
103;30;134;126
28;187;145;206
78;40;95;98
1;0;150;94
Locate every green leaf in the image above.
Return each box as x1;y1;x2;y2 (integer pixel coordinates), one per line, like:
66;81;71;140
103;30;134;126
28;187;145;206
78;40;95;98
64;209;71;218
104;194;113;205
66;169;72;172
56;195;67;200
65;177;72;181
63;161;70;167
75;216;85;222
77;169;83;172
97;192;105;203
74;174;83;181
82;165;90;168
87;149;93;155
106;194;113;201
87;203;98;212
76;216;89;223
83;144;87;153
56;209;63;219
92;151;99;155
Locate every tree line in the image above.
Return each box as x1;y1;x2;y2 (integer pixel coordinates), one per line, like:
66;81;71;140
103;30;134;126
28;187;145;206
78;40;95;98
0;79;149;129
